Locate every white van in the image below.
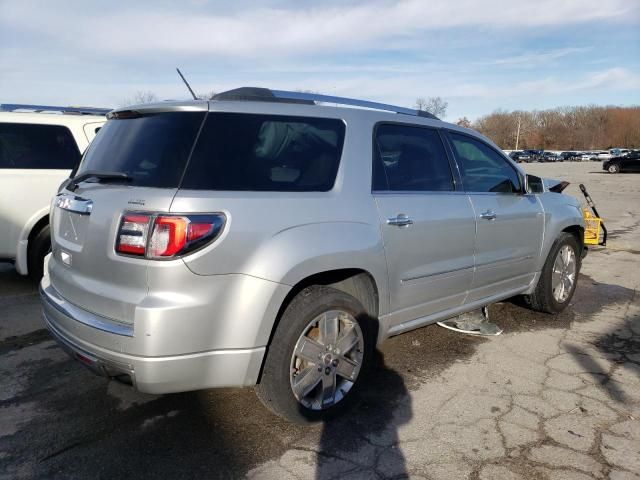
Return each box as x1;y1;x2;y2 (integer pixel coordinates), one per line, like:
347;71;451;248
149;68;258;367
0;105;107;277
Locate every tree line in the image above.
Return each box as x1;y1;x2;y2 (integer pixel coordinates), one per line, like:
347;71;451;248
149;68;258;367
457;106;640;151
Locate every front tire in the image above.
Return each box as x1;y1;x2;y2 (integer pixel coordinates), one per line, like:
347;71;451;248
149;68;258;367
525;232;581;314
608;163;621;173
255;286;374;424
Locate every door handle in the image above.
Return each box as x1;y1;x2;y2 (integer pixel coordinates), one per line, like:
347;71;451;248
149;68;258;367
387;214;414;227
480;210;497;221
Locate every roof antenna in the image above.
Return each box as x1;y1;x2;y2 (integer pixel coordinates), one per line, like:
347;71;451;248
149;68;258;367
176;67;198;100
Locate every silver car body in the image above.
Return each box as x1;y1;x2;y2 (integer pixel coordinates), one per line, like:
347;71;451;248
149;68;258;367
41;96;584;394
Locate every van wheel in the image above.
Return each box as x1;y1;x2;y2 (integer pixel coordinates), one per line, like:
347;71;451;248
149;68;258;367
28;225;51;280
255;286;373;424
525;232;580;314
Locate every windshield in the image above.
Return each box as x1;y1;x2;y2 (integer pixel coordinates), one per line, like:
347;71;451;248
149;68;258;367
77;112;205;188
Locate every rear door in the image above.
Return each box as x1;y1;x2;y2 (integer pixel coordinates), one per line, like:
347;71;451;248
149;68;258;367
373;123;476;328
49;110;206;324
445;131;543;302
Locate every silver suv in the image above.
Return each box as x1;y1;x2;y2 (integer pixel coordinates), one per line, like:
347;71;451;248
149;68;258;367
40;88;585;423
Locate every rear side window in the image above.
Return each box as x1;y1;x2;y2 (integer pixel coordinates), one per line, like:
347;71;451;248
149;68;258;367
182;113;345;191
0;123;80;169
373;123;454;191
448;132;521;193
77;112;205;188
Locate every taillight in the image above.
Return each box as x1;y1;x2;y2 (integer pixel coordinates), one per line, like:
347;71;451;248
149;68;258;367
116;214;150;255
116;212;225;259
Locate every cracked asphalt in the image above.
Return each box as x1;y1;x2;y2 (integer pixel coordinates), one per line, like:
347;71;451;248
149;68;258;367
1;162;639;479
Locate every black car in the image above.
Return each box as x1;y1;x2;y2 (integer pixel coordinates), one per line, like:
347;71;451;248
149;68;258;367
508;151;531;163
559;151;582;161
523;149;543;161
540;152;560;162
603;150;640;173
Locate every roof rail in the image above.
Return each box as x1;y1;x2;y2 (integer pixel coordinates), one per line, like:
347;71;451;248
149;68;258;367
211;87;439;120
0;104;111;116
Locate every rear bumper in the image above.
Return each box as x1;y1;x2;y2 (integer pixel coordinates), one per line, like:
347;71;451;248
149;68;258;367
40;283;268;394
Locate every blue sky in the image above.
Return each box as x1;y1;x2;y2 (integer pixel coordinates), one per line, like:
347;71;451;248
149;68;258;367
1;0;638;120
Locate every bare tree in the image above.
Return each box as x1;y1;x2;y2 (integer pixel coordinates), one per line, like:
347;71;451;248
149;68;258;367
415;96;448;118
473;105;640;150
456;117;472;128
197;90;217;100
120;91;158;107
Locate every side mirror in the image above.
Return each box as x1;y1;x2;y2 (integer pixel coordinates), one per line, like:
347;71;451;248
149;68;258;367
526;174;544;194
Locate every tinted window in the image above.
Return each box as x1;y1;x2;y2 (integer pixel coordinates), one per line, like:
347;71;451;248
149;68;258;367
0;123;80;169
77;112;205;188
373;124;453;191
182;113;345;191
449;132;521;193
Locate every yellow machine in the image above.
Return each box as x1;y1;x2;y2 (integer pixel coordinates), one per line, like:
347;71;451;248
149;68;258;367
579;184;607;246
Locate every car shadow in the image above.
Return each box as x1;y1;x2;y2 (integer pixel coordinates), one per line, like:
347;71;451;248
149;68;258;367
314;350;412;479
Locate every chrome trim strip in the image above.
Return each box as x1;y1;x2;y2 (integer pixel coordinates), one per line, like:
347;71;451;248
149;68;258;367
40;285;134;337
401;265;472;284
475;255;534;269
55;193;93;215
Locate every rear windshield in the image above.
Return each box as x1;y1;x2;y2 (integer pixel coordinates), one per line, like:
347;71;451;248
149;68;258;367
182;113;346;191
77;112;205;188
0;123;80;169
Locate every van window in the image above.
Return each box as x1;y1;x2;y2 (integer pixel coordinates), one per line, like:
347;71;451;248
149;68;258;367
373;123;454;191
0;123;80;169
181;113;345;191
448;132;521;193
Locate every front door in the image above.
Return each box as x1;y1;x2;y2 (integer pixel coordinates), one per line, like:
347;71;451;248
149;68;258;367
446;131;544;302
373;124;476;329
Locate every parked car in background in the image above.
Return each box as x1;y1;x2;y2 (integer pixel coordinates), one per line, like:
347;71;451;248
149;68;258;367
508;150;531;163
41;87;586;423
0;104;108;278
609;148;631;157
559;151;580;161
523;149;543;162
603;150;640;173
540;152;560;162
593;150;612;161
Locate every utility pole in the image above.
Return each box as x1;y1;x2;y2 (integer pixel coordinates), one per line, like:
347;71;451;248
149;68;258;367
515;115;521;150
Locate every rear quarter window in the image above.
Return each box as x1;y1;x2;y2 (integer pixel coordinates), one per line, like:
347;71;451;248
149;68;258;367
0;123;80;169
181;113;346;191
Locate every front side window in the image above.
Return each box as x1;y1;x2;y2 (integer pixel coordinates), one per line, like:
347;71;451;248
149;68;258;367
373;124;454;191
182;113;345;191
0;123;80;169
448;132;521;193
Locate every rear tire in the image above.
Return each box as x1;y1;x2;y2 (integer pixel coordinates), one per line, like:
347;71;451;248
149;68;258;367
524;232;580;314
255;286;374;424
28;225;50;280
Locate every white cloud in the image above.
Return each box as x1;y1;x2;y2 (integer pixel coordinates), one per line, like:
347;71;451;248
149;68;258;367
1;0;637;58
485;47;591;67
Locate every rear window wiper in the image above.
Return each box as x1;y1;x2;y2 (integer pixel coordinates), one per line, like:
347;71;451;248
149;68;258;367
67;170;132;192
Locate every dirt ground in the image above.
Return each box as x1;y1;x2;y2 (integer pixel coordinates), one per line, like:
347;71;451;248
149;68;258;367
1;161;638;479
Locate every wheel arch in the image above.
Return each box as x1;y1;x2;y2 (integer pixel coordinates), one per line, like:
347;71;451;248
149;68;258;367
257;268;380;383
15;208;50;275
